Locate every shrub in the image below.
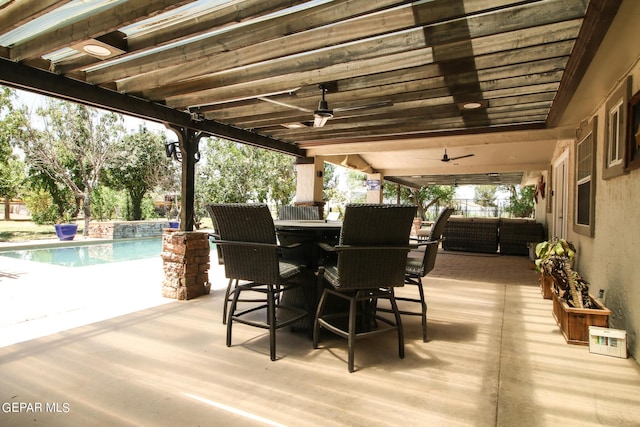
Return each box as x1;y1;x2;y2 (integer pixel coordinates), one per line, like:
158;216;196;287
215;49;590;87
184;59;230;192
23;189;58;224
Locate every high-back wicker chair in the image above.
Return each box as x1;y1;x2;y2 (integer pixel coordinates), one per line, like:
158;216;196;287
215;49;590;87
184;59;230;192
391;206;454;342
278;205;321;220
313;204;416;372
205;204;243;325
206;203;307;361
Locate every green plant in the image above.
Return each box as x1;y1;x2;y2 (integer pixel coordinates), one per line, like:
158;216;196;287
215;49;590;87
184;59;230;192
23;189;58;225
534;238;576;272
57;208;75;224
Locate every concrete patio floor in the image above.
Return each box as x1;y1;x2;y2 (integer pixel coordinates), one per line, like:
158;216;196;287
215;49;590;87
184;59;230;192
1;248;639;426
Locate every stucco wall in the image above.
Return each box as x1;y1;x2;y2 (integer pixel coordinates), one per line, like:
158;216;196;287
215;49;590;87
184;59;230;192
548;8;640;361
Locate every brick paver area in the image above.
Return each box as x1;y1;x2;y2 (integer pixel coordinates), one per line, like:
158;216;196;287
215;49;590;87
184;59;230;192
428;249;539;286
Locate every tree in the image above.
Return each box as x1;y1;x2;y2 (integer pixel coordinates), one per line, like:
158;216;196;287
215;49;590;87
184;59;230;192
384;183;455;219
474;185;498;207
502;184;535;218
102;125;176;220
198;137;296;207
0;87;29;219
19;100;124;233
0;157;25;220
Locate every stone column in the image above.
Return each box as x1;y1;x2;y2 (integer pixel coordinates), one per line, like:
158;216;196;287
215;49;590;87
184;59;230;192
161;229;211;300
365;172;384;203
295;157;325;215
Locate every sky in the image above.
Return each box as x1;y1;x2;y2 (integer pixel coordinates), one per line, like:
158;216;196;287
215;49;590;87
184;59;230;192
14;88;170;135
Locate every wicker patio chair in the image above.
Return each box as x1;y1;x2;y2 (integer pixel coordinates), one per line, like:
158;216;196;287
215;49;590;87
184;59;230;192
205;204;242;325
278;205;321;220
378;207;453;342
206;203;307;361
313;204;416;372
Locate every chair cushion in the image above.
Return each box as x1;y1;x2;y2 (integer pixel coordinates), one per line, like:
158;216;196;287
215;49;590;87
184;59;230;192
279;260;302;280
405;257;424;276
323;264;340;287
416;227;432;236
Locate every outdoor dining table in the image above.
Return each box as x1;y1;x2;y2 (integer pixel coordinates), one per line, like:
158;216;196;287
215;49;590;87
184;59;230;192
274;219;343;331
274;220;342;265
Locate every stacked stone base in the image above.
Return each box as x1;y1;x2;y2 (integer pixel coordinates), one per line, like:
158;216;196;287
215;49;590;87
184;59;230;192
161;229;211;300
88;221;175;239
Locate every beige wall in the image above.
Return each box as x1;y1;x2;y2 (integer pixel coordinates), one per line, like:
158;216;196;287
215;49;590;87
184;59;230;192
547;0;640;360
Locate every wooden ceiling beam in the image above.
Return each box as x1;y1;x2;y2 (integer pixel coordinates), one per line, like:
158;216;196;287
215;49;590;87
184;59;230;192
126;0;308;52
138;1;585;105
9;0;195;61
0;57;304;157
272;115;549;143
54;0;310;76
547;0;623;126
162;47;435;108
264;104;552;140
217;54;568;124
108;0;533;93
0;0;71;33
114;5;418;93
85;0;405;86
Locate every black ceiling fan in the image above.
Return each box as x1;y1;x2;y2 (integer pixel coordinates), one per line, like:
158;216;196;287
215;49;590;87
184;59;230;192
441;149;474;162
259;83;392;127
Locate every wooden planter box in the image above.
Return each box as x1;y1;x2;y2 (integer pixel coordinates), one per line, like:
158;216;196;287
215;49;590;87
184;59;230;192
540;273;554;299
552;293;611;345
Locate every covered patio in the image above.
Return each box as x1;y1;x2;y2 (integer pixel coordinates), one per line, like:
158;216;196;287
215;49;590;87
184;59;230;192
1;250;639;426
1;2;640;423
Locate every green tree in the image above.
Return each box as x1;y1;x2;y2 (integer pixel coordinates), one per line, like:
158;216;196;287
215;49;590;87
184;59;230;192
102;125;176;220
25;171;77;223
503;184;535;218
384;183;455;219
198;137;296;208
474;185;498;207
345;170;366;203
0;87;29;219
19;100;125;233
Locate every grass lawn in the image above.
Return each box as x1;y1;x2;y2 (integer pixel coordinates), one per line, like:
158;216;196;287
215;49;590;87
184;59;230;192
0;217;213;243
0;220;85;242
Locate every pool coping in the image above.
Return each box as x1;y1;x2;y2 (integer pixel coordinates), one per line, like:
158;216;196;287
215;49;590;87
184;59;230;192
0;236;160;252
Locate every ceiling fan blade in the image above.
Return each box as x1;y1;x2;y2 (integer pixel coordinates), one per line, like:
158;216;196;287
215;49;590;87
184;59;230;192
448;153;475;161
333;100;393;112
258;96;312;113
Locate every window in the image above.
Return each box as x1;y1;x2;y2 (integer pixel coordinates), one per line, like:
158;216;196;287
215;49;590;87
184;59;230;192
574;117;596;237
607;99;623;166
603;76;631;179
627;88;640;171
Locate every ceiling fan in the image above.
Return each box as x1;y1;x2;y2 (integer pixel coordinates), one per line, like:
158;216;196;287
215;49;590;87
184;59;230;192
258;83;392;128
440;149;474;162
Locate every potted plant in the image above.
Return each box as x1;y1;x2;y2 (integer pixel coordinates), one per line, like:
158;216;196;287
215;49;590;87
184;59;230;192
542;255;611;344
54;210;78;241
534;238;576;299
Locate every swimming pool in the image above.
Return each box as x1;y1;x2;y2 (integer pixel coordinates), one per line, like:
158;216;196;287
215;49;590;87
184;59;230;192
0;238;166;267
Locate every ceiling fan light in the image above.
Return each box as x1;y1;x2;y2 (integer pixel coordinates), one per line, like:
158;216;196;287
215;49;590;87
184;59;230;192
282;122;307;129
313;114;331;127
316;99;332;112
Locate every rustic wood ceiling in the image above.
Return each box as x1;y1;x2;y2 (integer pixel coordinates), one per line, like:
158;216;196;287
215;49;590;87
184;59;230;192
0;0;622;187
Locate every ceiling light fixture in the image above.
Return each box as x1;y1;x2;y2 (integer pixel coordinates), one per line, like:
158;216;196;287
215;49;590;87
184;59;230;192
282;122;307;129
457;100;487;111
463;102;483;109
313;85;334;127
72;39;125;59
83;44;112;57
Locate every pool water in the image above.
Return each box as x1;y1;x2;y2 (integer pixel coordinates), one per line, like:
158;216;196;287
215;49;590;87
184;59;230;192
0;238;166;267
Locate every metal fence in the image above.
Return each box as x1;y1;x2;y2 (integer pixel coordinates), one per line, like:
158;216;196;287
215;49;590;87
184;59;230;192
425;199;525;220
